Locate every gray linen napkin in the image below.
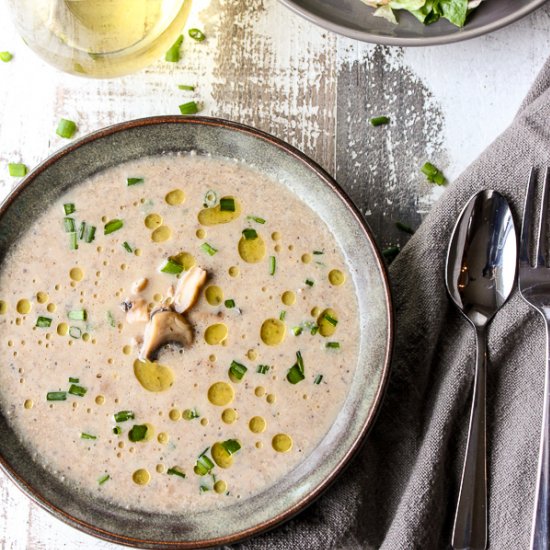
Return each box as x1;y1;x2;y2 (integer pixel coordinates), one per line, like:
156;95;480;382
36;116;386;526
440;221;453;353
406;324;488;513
232;57;550;550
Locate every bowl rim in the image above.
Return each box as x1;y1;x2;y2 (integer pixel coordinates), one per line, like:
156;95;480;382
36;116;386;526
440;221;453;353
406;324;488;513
277;0;548;46
0;115;394;548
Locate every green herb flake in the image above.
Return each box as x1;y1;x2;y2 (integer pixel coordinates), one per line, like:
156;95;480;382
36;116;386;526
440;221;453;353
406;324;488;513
305;279;314;287
63;217;75;233
68;377;79;383
326;342;340;349
195;452;215;476
167;467;186;479
68;326;82;339
98;474;110;485
0;51;13;62
68;309;87;321
421;162;447;186
224;299;236;309
323;313;338;327
8;163;27;177
84;225;96;243
221;439;241;455
122;241;134;253
81;433;97;440
35;316;52;328
200;242;218;256
178;84;195;91
128;424;148;442
179;101;200;115
257;364;270;374
247;215;266;224
182;408;200;420
56;118;77;139
63;203;76;215
68;384;87;397
188;28;206;41
68;232;78;250
242;228;257;240
114;410;135;423
370;116;390;127
310;325;319;335
287;351;305;384
313;250;324;255
219;197;235;212
292;326;303;336
279;310;286;321
104;219;123;235
112;426;122;435
46;391;67;401
160;258;184;275
314;374;323;385
229;360;247;381
269;256;276;276
127;177;144;186
165;34;183;62
106;311;116;328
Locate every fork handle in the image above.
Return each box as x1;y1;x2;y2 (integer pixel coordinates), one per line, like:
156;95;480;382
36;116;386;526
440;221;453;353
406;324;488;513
452;325;487;550
530;320;550;550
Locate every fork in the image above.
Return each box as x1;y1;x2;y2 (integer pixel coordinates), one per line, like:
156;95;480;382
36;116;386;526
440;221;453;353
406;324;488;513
519;167;550;550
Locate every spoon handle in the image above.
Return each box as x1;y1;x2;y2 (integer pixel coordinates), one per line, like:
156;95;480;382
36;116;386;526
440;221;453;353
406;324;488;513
452;326;487;550
530;320;550;550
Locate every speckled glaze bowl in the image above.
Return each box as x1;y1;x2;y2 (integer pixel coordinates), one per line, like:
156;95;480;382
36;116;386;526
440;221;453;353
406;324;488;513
279;0;547;46
0;117;392;548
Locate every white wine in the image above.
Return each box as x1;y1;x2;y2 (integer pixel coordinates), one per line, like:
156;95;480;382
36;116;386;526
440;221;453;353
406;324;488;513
7;0;192;78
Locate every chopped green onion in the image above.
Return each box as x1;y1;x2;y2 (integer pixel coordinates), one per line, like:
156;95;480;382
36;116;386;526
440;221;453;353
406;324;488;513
257;364;270;374
84;225;96;243
78;221;86;240
8;163;27;177
68;377;79;383
305;279;314;287
296;351;304;371
221;439;241;455
167;467;186;479
46;391;67;401
242;228;257;240
128;424;148;442
195;453;214;476
56;118;77;139
165;34;183;62
112;426;122;435
160;258;184;274
382;245;400;262
326;342;340;349
188;28;206;41
68;384;87;397
63;203;76;215
395;221;415;235
98;474;110;485
279;310;286;321
219;197;235;212
224;299;236;308
314;374;323;385
178;84;195;91
199;485;210;492
68;232;78;250
247;215;266;224
35;316;52;328
69;326;81;339
179;101;200;115
292;326;303;336
269;256;276;276
313;250;324;255
68;309;87;321
200;242;218;256
81;433;97;440
204;190;218;207
126;177;144;186
310;325;319;335
287;365;305;384
323;313;338;327
114;410;135;423
122;241;134;253
63;217;75;232
421;162;447;185
182;408;200;420
104;219;123;235
229;360;247;380
370;116;390;127
0;51;13;62
107;311;116;327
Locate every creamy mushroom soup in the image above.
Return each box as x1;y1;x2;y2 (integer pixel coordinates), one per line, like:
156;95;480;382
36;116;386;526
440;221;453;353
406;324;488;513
0;154;360;512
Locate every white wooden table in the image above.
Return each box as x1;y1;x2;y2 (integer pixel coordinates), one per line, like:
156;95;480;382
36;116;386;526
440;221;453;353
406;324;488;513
1;0;550;547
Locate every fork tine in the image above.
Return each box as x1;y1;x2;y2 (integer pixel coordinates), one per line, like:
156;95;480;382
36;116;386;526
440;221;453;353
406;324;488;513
537;167;550;267
520;168;538;267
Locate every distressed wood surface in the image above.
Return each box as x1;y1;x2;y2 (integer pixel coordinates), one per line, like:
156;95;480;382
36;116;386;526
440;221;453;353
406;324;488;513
1;0;550;547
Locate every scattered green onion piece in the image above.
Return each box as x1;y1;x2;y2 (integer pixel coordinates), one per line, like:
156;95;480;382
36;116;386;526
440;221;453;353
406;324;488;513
0;51;13;62
8;163;27;177
287;365;305;384
114;410;135;423
68;377;79;383
182;408;200;420
370;116;390;127
126;177;144;186
257;364;270;374
279;310;286;321
247;215;266;224
63;217;75;232
128;424;148;442
104;219;123;235
106;311;116;327
204;190;218;207
200;242;218;256
112;426;122;435
229;360;247;380
68;232;78;250
122;241;134;253
167;467;186;479
46;391;67;401
313;250;324;255
296;351;304;371
269;256;276;276
68;309;87;321
36;316;52;328
165;34;183;62
178;84;195;91
179;101;200;115
323;313;338;327
382;245;400;262
199;485;210;492
84;225;96;243
224;299;235;308
310;325;319;335
160;258;184;274
56;118;77;139
68;384;87;397
98;474;110;485
78;221;86;240
242;228;257;240
395;221;415;235
195;453;214;476
81;433;97;440
69;326;81;339
421;162;447;185
63;203;76;215
305;279;314;287
219;197;235;212
188;28;206;41
326;342;340;349
314;374;323;385
221;439;241;455
292;326;303;336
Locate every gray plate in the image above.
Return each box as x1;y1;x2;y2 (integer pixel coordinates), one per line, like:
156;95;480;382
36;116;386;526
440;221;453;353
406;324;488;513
0;117;392;548
279;0;548;46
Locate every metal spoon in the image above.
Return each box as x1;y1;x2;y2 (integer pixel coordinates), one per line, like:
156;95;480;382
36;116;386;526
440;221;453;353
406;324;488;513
446;190;517;550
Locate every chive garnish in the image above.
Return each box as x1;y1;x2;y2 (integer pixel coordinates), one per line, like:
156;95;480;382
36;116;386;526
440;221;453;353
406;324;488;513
68;309;87;321
269;256;276;276
219;197;235;212
68;232;78;250
35;316;52;328
167;467;186;479
122;241;134;253
68;377;79;383
165;34;183;62
421;162;447;185
63;203;76;215
195;452;214;476
78;221;86;240
395;221;415;235
326;342;340;349
242;228;257;240
0;51;13;62
84;225;96;243
323;313;338;326
247;215;266;224
382;245;400;262
128;424;148;442
296;351;304;371
311;325;319;335
314;374;323;385
112;426;122;435
200;485;210;492
292;326;303;336
114;410;135;422
46;391;67;401
63;217;75;232
81;433;97;440
56;118;77;139
107;311;116;327
279;310;286;321
182;408;200;420
69;326;81;339
126;177;144;186
200;242;217;256
160;258;184;274
204;190;218;207
104;219;123;235
224;299;236;308
313;250;324;255
8;163;27;177
257;364;270;374
229;360;247;380
221;439;241;455
98;474;110;485
287;365;305;384
178;84;195;91
188;28;206;41
370;116;390;127
305;279;314;287
179;101;200;115
68;384;87;397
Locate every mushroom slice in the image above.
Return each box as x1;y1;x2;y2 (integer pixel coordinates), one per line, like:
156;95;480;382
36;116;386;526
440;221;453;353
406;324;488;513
124;298;149;324
139;308;194;361
173;266;207;314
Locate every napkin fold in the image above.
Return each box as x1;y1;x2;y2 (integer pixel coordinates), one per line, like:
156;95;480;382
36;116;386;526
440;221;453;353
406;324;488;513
236;57;550;550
